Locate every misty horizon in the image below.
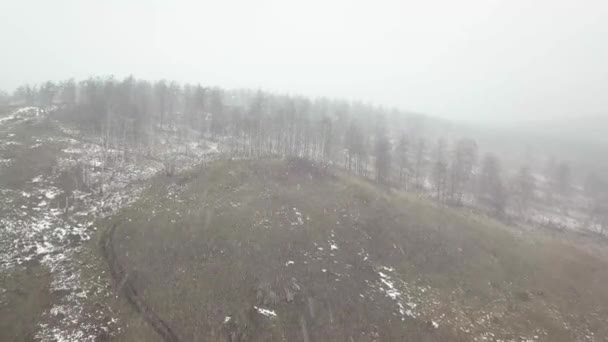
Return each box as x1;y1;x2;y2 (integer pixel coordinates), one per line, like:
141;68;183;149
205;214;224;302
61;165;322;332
2;0;607;123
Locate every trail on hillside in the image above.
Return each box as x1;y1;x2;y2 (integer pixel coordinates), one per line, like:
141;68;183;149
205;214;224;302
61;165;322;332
101;221;180;342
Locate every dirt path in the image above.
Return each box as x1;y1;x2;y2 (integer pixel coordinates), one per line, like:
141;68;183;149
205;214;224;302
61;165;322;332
101;221;181;342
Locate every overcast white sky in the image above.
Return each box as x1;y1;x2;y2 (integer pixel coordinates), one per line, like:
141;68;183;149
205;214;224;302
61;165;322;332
1;0;607;122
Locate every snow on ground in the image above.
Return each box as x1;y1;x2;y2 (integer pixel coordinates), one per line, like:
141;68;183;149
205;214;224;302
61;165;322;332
328;231;339;251
254;306;277;318
354;244;548;342
372;265;419;320
0;106;45;124
522;201;600;236
291;207;304;226
269;206;309;228
0;107;223;341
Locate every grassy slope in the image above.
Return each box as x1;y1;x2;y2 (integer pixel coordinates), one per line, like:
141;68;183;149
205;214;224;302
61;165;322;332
106;159;608;342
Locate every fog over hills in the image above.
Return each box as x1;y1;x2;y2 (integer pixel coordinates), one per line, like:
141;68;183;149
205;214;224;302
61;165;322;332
2;0;608;122
2;1;608;341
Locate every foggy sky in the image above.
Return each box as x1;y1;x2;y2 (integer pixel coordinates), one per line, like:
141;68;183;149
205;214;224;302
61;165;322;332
1;0;607;122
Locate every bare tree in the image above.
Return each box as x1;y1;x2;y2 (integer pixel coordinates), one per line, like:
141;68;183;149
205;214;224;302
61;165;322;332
38;81;57;107
584;173;608;235
374;119;391;184
209;88;225;139
513;166;536;214
395;132;410;189
432;138;448;203
60;79;77;105
321;116;333;163
344;120;366;174
13;84;35;105
448;138;478;205
478;153;507;215
154;80;169;129
413;138;426;190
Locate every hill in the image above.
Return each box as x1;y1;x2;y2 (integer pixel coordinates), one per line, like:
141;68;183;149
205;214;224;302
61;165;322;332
100;159;608;341
1;81;608;341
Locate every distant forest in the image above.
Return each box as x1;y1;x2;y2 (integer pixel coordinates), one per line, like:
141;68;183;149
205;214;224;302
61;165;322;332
1;77;607;234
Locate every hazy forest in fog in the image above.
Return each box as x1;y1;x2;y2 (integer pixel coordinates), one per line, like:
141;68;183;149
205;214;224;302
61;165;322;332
2;77;607;236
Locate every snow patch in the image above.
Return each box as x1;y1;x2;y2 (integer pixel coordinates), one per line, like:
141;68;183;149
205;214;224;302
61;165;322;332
291;207;304;226
254;306;277;318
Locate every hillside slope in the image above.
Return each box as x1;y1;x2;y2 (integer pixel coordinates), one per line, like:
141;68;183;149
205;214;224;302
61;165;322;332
104;159;608;342
0;105;219;341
